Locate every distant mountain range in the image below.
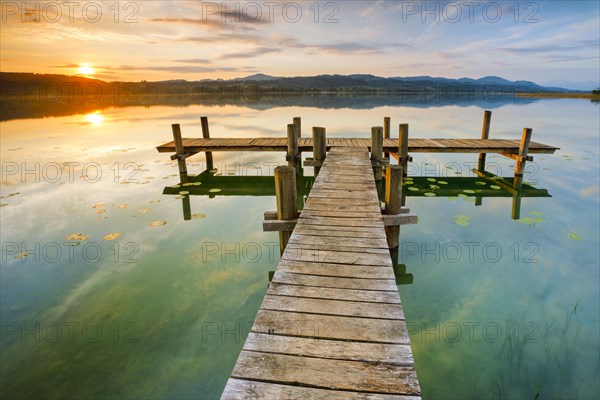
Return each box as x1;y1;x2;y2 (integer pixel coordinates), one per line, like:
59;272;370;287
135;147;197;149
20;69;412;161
1;72;586;97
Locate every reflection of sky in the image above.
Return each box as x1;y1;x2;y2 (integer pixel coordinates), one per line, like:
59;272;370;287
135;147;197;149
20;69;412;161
1;1;598;88
0;99;598;399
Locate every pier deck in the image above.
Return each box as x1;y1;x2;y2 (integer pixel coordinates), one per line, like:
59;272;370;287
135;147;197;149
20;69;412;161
157;137;558;155
221;147;421;399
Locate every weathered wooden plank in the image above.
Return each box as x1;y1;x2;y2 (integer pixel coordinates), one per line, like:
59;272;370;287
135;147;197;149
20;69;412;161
288;234;390;249
298;214;383;228
222;379;422;400
273;271;397;291
230;351;419;394
299;209;383;219
282;246;393;266
253;310;409;343
267;281;400;303
292;226;387;239
261;294;404;319
285;240;390;255
244;332;414;364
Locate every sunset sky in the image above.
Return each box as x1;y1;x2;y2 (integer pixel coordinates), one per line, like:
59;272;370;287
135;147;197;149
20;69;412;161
1;1;599;89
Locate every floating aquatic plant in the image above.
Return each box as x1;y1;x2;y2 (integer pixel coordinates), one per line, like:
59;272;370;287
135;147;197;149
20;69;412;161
429;185;440;189
179;191;190;195
463;189;476;194
437;181;448;185
149;220;167;227
424;192;436;197
490;185;502;190
103;233;121;241
208;189;222;193
65;233;89;241
447;197;459;201
407;187;420;191
92;203;105;209
427;178;436;182
118;204;128;209
138;208;151;215
454;215;470;227
191;213;207;219
567;232;582;241
475;181;487;186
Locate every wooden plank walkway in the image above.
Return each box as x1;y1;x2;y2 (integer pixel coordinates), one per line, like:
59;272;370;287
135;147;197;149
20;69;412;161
157;137;558;154
221;147;421;399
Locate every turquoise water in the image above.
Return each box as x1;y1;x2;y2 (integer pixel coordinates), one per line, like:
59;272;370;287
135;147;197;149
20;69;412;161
1;97;598;399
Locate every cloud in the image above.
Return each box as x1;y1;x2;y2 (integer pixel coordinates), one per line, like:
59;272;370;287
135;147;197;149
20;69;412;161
171;58;212;64
101;65;252;74
219;47;281;59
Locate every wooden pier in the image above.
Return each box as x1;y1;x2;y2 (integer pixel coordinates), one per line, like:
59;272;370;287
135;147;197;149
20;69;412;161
154;111;559;398
221;147;420;399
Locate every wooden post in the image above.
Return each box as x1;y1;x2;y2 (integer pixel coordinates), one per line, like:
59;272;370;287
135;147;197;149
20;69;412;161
275;165;298;254
200;116;214;171
171;124;188;183
293;117;301;138
478;110;492;172
515;128;532;176
384;117;391;160
287;123;299;170
399;123;409;177
312;127;326;176
385;165;403;264
371;126;383;180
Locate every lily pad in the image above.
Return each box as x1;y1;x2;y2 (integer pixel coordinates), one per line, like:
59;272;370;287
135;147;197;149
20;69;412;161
530;211;544;216
568;232;582;241
175;195;186;199
92;203;105;209
490;185;502;190
427;178;437;182
171;185;181;189
424;192;437;197
458;194;469;198
429;185;440;189
475;181;487;186
517;217;536;226
138;208;151;215
149;220;167;227
191;213;207;219
208;189;222;193
65;233;89;241
463;189;476;194
407;187;420;191
454;215;470;227
96;209;106;214
437;181;448;185
104;233;121;241
179;191;190;195
15;252;28;259
447;197;459;201
403;181;413;185
118;204;128;209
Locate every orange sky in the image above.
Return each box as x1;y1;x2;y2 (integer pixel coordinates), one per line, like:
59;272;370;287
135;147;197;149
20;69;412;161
1;1;598;89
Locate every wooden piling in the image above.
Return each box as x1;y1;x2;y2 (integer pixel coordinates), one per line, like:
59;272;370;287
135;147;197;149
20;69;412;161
371;126;384;180
293;117;301;138
312;127;326;176
478;110;492;172
200;116;214;171
399;123;409;177
515;128;533;177
274;165;298;254
384;165;403;251
171;124;188;183
384;117;391;160
287;124;299;170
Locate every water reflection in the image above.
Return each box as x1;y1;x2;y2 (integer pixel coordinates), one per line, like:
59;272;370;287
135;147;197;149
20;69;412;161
164;168;551;221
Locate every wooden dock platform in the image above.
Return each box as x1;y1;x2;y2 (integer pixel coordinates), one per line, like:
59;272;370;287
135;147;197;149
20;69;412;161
221;147;420;399
157;137;558;155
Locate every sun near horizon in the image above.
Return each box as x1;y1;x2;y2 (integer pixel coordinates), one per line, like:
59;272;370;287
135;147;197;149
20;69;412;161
76;64;96;77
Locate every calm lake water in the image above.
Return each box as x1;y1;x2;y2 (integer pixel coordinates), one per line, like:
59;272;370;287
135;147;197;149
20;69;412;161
1;95;598;399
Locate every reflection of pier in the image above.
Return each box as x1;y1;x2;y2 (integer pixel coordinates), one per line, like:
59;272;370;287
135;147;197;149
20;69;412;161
165;172;551;221
155;111;558;398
